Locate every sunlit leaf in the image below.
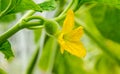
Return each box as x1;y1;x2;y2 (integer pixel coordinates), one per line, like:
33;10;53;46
0;14;16;23
39;0;56;11
0;0;19;17
9;0;42;14
79;0;120;9
0;0;41;17
90;4;120;43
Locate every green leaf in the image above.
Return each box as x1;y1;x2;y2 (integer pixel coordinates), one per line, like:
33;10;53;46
0;0;19;17
0;68;7;74
80;0;120;9
39;0;56;11
0;0;42;17
95;55;119;74
89;4;120;43
53;51;86;74
0;40;14;59
9;0;42;14
0;14;16;23
0;0;10;12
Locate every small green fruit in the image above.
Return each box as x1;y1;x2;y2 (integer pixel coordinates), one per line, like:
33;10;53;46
44;20;58;36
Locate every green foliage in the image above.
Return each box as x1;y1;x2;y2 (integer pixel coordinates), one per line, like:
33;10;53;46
79;0;120;9
90;4;120;44
10;0;42;13
0;14;16;23
0;0;41;17
39;0;57;11
75;2;120;64
95;54;120;74
0;0;21;16
0;0;10;12
0;68;7;74
0;40;14;59
53;51;86;74
73;0;82;11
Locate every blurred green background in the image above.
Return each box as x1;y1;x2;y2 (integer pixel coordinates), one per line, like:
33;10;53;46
0;0;120;74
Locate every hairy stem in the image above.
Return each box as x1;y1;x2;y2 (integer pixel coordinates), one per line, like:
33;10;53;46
0;23;21;45
25;45;40;74
0;10;35;45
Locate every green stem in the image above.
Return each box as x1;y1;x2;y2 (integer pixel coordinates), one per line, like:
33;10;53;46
24;16;46;22
0;23;21;45
54;14;65;22
72;0;80;11
25;45;40;74
25;29;46;74
22;21;43;28
27;26;44;30
54;0;66;17
56;0;74;18
46;39;57;74
0;10;35;45
54;0;79;22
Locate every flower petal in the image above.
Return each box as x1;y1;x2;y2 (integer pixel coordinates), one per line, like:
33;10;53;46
64;41;86;58
62;9;74;33
60;47;64;54
65;26;84;42
58;33;65;53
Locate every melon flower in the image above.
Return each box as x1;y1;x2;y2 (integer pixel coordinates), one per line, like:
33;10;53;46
58;10;86;58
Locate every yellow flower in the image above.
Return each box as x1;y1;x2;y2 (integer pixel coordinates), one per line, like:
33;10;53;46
58;10;86;58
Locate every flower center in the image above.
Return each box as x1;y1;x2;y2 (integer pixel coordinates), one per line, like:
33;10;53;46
63;34;70;41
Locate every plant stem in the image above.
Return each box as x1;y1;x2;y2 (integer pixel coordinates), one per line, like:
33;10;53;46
59;0;74;17
25;45;40;74
55;0;74;20
0;23;21;45
25;29;46;74
22;21;43;28
54;0;79;22
46;39;57;74
54;0;66;17
24;16;46;22
0;10;35;45
71;0;79;11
